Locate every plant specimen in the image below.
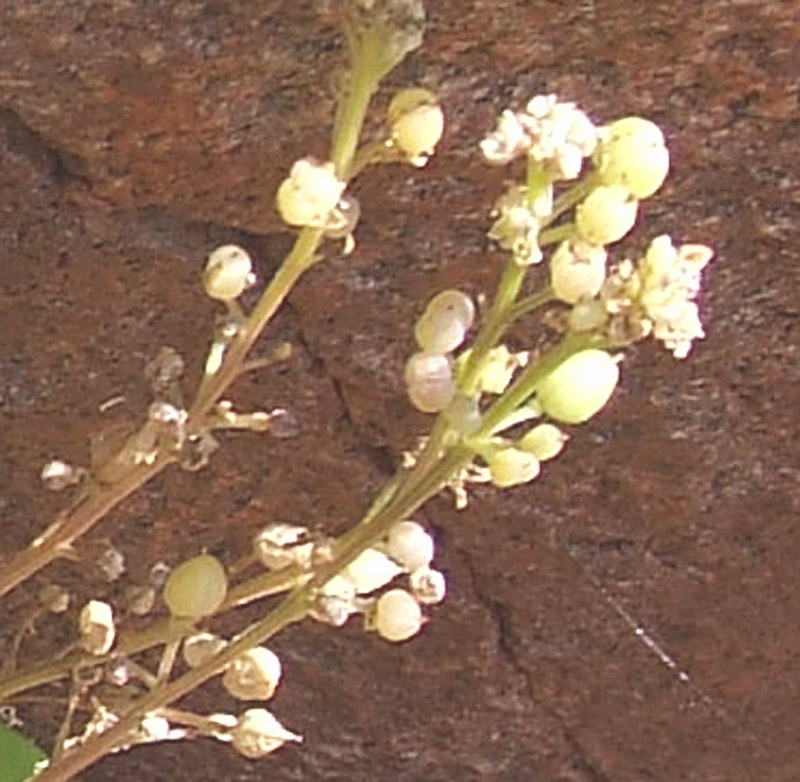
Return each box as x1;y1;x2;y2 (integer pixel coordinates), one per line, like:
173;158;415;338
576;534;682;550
0;2;713;780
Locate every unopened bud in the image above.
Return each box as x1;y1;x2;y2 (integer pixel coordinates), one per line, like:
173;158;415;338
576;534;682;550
535;349;620;424
223;647;282;701
79;600;115;655
576;185;638;245
204;245;254;301
231;708;301;758
388;88;444;163
595;117;669;199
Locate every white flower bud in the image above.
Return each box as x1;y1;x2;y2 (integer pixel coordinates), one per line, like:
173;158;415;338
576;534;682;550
372;589;423;643
79;600;115;655
183;632;228;669
576;185;638;245
409;566;446;605
487;448;541;488
203;245;254;301
386;521;434;571
275;158;345;227
388;88;444;163
405;352;455;413
163;554;227;619
535;349;620;424
223;647;282;701
595;117;670;198
414;289;475;354
518;423;568;461
231;708;301;759
344;548;403;594
550;240;607;304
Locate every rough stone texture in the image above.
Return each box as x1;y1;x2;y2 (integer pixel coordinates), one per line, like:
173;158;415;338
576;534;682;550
1;2;798;781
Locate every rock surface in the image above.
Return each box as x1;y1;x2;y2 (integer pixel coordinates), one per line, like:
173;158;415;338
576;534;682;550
1;2;798;781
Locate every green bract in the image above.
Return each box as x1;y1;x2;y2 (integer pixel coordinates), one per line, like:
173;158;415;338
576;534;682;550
163;553;228;619
535;349;619;424
595;117;669;199
518;423;568;461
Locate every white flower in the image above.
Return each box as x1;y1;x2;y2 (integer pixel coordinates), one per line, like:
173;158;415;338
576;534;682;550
638;236;713;358
481;96;597;180
275;158;345;228
480;109;529;164
488;185;542;265
79;600;115;655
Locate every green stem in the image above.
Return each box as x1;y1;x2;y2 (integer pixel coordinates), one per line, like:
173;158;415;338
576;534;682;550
538;222;574;246
0;456;173;600
545;175;595;227
330;29;384;178
507;287;555;322
459;261;526;395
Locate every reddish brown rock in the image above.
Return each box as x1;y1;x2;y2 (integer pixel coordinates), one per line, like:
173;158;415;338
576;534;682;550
1;2;798;781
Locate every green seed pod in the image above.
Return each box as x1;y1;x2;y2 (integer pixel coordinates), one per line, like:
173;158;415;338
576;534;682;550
575;185;638;246
549;240;607;304
388;88;444;161
231;708;301;759
535;349;619;424
487;447;541;488
595;117;669;199
163;553;228;619
344;548;403;594
183;632;228;669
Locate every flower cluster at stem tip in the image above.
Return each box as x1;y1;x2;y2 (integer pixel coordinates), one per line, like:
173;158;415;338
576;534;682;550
400;94;712;497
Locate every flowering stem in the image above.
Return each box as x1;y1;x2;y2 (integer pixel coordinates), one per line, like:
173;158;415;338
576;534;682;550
459;261;526;395
0;10;398;602
30;443;467;782
478;333;598;435
0;456;173;600
507;287;555;322
538;222;574;246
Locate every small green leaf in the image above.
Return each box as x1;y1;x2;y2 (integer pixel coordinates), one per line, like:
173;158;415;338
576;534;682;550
0;724;48;782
